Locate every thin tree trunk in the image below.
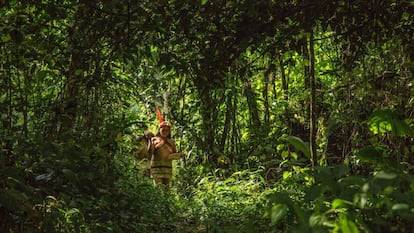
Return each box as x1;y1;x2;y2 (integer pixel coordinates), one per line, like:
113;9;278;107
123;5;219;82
263;66;271;125
163;92;170;121
57;2;98;135
194;79;216;163
232;96;239;156
4;64;13;164
309;29;317;167
21;70;28;138
302;37;310;89
220;94;232;152
59;55;83;134
241;75;261;129
278;54;291;134
279;55;288;96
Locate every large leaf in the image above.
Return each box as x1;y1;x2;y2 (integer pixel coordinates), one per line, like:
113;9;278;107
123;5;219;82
368;109;414;137
392;203;409;211
338;213;360;233
374;170;397;180
356;146;386;164
283;136;311;159
332;198;353;209
270;204;288;224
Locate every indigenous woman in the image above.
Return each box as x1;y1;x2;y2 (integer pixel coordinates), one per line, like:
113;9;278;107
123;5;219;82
149;109;183;189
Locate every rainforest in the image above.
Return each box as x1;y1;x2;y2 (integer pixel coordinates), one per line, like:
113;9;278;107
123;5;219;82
1;1;413;232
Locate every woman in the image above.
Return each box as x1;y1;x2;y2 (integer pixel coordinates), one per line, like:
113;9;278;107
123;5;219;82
150;121;183;189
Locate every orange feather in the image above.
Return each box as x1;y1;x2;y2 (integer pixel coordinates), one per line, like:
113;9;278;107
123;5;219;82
155;107;164;123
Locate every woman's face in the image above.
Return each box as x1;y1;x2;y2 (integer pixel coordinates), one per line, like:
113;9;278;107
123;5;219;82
159;126;170;137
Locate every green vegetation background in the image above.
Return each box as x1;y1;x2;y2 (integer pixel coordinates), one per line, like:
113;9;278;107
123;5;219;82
1;1;413;232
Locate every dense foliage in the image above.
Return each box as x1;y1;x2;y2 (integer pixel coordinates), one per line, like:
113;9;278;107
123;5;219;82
1;0;413;232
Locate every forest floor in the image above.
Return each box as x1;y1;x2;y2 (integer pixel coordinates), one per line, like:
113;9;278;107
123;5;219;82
174;221;207;233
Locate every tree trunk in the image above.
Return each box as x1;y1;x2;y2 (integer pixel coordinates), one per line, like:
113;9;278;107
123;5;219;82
241;75;261;129
279;55;288;96
309;29;317;167
263;67;270;126
57;2;98;135
194;79;216;163
278;54;292;133
220;94;232;152
302;37;310;89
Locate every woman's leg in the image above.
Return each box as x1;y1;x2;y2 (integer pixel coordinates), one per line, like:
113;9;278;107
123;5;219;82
162;178;171;192
153;178;163;185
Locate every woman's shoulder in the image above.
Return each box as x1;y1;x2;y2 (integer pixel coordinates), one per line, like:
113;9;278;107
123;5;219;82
166;138;175;144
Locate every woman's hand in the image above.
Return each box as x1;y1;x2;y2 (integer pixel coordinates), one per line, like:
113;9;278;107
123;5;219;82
151;136;164;148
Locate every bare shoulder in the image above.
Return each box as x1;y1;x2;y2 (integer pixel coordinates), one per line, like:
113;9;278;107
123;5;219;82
166;138;176;144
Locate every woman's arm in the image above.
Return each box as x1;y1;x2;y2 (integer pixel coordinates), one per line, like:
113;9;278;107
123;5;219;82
151;136;164;148
168;152;184;160
167;139;177;153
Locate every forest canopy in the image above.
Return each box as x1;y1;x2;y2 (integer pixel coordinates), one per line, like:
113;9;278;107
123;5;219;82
1;0;413;232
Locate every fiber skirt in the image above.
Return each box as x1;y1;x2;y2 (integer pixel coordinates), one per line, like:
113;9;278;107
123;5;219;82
150;166;172;179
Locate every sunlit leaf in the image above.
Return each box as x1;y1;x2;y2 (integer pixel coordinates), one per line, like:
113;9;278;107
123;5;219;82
283;171;291;179
368;109;414;137
392;203;409;211
309;214;330;227
338;213;359;233
66;208;80;215
332;198;353;209
374;170;397;180
116;132;123;141
283;136;311;159
271;204;288;224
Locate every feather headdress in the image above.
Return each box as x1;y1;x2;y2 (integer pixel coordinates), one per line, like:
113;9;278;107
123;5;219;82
156;107;171;127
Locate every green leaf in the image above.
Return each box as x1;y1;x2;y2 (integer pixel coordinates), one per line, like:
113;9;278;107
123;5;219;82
271;204;288;224
374;171;397;180
62;168;78;183
283;136;311;159
333;164;350;178
1;33;11;42
392;203;409;211
309;214;331;227
356;146;385;164
66;208;80;215
368;109;414;137
393;119;414;137
304;185;321;201
201;0;208;5
332;198;353;209
338;213;359;233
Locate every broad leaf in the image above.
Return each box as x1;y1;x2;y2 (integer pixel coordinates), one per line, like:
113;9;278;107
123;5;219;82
368;109;414;137
338;213;360;233
332;198;353;209
283;136;311;159
356;146;386;164
271;204;288;224
374;170;397;180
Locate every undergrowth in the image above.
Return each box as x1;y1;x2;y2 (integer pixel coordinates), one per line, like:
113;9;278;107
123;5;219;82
174;167;273;233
